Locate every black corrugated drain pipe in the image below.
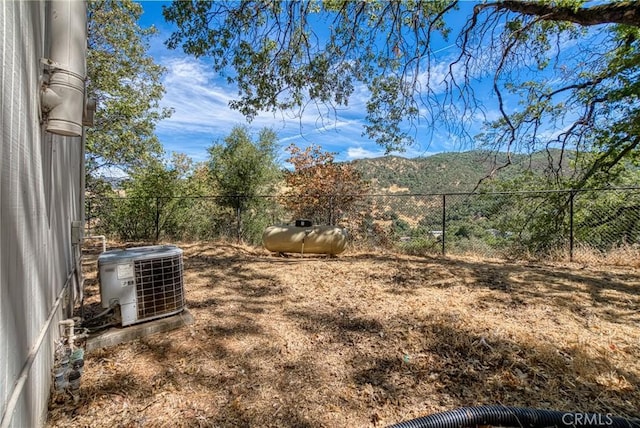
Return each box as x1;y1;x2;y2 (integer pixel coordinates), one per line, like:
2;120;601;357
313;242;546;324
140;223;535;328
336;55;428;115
387;406;640;428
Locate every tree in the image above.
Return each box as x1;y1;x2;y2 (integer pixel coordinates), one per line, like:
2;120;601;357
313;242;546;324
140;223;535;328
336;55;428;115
107;155;195;241
208;126;281;242
86;0;172;191
163;1;640;184
282;143;369;225
472;6;640;188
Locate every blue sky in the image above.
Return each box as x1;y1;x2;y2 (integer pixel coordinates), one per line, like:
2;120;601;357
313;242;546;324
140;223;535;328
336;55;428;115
139;1;600;166
137;1;494;165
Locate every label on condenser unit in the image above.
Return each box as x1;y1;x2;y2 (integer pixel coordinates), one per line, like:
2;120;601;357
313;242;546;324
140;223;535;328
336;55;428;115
116;263;134;280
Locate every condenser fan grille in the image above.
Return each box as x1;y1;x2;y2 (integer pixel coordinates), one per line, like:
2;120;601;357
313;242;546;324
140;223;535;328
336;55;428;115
134;254;184;321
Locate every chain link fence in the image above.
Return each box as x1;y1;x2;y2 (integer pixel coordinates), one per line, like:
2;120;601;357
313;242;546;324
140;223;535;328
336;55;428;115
86;188;640;261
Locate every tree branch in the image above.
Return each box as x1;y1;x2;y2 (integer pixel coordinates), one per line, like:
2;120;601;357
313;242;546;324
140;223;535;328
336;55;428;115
573;134;640;192
479;1;640;27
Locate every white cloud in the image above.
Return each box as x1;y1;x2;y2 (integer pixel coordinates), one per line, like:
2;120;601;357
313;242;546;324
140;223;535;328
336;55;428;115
158;57;242;132
152;47;469;163
163;57;211;86
155;55;379;162
346;146;385;160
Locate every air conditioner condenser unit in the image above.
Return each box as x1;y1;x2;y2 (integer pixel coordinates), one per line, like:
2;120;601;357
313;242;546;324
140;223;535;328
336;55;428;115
98;245;185;326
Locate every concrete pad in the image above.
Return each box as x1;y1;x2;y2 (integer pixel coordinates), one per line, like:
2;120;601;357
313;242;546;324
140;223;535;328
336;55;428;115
85;309;195;352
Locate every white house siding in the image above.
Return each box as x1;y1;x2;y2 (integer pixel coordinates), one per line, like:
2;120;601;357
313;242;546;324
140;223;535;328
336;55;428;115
0;1;85;427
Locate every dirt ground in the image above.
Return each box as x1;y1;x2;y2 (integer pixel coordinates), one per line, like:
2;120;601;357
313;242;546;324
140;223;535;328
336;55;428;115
47;241;640;427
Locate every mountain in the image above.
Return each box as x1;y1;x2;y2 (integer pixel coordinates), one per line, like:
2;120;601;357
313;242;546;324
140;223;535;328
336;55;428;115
351;150;571;194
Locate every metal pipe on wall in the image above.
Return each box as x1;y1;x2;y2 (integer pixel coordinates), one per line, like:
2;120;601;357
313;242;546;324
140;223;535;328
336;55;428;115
0;267;77;428
40;0;87;137
84;235;107;253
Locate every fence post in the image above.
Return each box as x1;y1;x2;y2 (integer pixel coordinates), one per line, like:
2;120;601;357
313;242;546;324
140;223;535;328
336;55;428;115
569;190;575;261
442;194;446;257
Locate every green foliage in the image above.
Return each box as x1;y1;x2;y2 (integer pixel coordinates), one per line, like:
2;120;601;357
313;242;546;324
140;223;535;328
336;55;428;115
85;145;640;257
474;161;640;255
87;125;282;244
397;236;440;256
365;76;420;151
207;126;282;243
88;154;220;241
477;7;640;187
208;126;280;203
572;181;640;251
86;0;171;185
352;150;573;194
107;157;190;240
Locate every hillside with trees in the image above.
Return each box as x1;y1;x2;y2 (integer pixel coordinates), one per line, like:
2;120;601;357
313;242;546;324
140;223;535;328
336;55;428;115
163;0;640;191
351;150;573;194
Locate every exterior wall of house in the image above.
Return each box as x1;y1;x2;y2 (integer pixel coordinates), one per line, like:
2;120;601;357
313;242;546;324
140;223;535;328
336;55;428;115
0;1;85;426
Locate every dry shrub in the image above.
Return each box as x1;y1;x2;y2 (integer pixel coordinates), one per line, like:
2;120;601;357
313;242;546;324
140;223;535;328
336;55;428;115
572;243;640;268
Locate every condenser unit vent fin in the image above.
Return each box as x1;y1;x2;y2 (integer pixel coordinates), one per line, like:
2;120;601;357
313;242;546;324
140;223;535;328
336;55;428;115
135;254;184;321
